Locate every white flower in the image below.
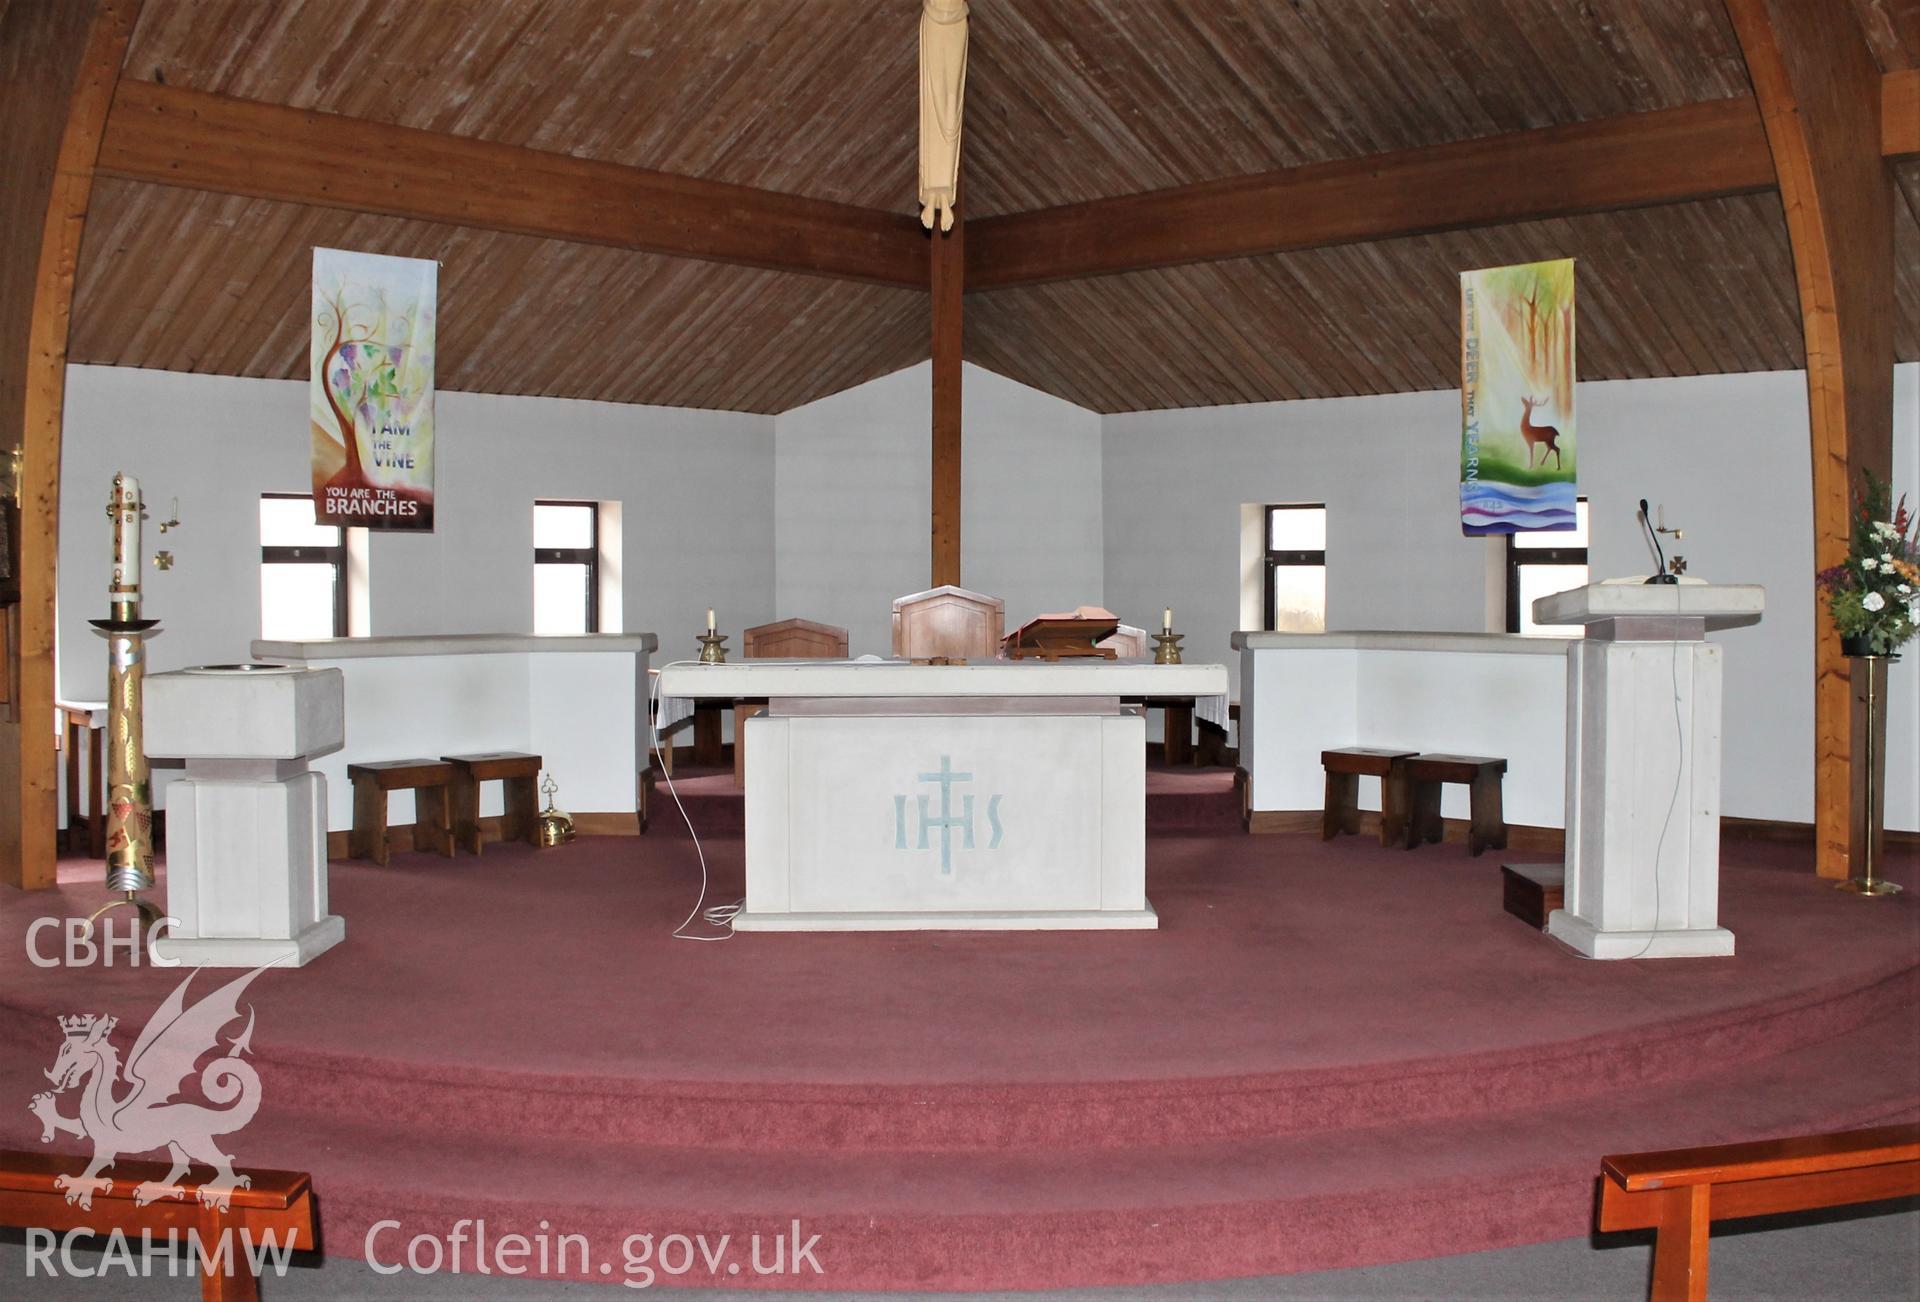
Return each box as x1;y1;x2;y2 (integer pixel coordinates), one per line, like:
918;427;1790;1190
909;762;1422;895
1875;521;1897;538
1863;591;1886;612
1883;553;1895;564
1862;558;1879;571
1902;584;1915;596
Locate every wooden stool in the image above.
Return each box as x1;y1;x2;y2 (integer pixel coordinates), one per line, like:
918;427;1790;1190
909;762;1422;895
1321;747;1417;845
443;752;543;855
1404;753;1508;855
347;760;456;866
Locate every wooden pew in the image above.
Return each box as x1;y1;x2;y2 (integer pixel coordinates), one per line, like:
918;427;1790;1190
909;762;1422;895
0;1148;315;1301
1598;1122;1920;1301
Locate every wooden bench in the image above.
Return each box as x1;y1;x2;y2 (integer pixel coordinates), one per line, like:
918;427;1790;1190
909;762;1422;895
1321;747;1416;846
0;1148;315;1302
1403;753;1507;855
443;751;543;855
1598;1122;1920;1301
347;759;456;865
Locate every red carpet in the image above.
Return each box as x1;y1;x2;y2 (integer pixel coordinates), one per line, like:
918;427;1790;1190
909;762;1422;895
2;813;1914;1291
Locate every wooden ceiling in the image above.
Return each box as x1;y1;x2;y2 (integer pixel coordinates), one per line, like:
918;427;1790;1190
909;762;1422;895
64;0;1920;413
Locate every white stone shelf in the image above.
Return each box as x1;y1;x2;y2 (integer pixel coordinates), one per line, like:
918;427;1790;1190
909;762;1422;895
254;632;658;660
658;659;1229;700
1232;630;1572;655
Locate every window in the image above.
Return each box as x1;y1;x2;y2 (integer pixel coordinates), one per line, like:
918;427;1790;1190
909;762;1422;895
1507;497;1590;635
260;494;347;639
534;501;599;635
1265;504;1327;632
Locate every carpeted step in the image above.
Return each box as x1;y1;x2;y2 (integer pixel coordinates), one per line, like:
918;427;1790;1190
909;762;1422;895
5;957;1909;1157
6;1012;1911;1292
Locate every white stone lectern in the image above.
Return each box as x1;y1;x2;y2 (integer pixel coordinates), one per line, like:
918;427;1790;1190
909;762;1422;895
145;665;347;967
1534;582;1764;959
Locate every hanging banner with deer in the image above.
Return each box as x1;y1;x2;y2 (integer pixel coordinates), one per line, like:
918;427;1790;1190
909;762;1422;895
1459;259;1575;535
310;248;436;530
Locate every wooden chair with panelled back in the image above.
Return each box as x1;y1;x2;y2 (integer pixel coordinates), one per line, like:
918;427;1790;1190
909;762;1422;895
891;586;1005;661
742;618;850;659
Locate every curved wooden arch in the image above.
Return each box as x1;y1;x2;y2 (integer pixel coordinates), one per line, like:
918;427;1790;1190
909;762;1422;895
1;0;143;889
1724;0;1896;879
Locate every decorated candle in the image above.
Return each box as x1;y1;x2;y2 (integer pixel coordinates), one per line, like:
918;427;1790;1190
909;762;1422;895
109;473;141;612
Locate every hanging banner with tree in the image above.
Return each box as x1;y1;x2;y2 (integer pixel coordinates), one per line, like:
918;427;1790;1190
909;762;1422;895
1459;258;1575;535
311;248;436;530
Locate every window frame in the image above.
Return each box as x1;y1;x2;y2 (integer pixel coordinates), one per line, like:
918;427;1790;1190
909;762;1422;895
533;499;600;635
1505;497;1590;634
1264;503;1328;633
260;492;348;639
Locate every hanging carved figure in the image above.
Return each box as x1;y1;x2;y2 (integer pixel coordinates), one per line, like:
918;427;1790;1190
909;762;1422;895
919;0;969;231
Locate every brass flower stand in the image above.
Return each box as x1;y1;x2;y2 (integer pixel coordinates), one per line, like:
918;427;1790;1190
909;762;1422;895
1836;650;1900;897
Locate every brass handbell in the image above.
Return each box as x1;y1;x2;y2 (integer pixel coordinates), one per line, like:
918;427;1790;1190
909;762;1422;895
536;772;576;847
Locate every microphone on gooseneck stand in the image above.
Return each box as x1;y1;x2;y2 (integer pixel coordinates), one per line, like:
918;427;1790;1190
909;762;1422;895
1640;498;1679;585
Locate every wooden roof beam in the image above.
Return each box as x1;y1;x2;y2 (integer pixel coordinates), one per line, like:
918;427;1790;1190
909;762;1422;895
96;81;930;289
971;72;1918;291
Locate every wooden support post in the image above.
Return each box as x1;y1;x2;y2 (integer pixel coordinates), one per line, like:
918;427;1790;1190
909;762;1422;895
1650;1183;1712;1302
0;0;142;890
930;196;963;589
1724;0;1897;879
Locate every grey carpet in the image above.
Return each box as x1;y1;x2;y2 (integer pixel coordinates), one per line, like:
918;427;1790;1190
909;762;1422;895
4;1200;1916;1299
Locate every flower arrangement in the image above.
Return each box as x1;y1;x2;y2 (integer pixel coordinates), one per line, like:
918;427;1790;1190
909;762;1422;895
1816;470;1919;657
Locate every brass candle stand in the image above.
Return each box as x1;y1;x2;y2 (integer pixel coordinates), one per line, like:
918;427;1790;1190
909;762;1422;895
697;631;729;664
1152;629;1184;665
87;473;166;935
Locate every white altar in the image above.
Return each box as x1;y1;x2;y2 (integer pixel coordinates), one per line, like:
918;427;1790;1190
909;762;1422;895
252;633;657;831
657;659;1229;931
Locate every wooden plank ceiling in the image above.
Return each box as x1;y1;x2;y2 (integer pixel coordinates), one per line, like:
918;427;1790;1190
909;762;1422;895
66;0;1920;414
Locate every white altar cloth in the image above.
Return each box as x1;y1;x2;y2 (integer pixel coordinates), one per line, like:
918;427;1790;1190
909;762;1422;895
658;659;1229;931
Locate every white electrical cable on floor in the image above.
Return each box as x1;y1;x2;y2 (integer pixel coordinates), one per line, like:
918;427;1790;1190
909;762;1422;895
648;658;742;942
1619;602;1688;963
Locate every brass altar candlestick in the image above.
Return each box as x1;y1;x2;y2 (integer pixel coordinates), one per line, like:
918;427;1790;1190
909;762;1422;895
698;608;728;663
1153;609;1184;665
88;474;165;934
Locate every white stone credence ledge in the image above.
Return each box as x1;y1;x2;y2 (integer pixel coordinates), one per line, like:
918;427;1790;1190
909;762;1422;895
658;660;1229;699
1231;630;1573;656
253;632;659;660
